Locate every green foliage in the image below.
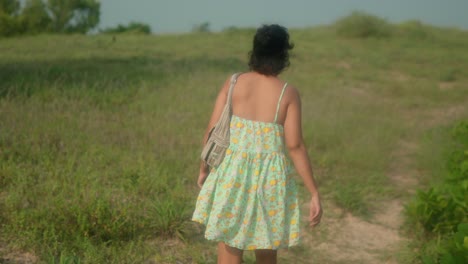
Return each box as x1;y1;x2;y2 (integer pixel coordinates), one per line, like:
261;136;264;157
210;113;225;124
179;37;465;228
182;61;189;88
0;10;24;36
0;0;20;15
335;11;393;38
20;0;52;33
440;223;468;263
407;186;467;235
101;22;151;34
405;121;468;263
46;0;100;33
0;0;100;36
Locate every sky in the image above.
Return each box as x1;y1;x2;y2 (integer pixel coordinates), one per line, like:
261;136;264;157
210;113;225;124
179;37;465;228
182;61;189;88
99;0;468;33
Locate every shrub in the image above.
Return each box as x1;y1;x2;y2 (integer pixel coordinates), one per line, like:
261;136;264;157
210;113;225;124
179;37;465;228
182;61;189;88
405;121;468;262
335;11;393;38
101;22;151;34
397;20;433;40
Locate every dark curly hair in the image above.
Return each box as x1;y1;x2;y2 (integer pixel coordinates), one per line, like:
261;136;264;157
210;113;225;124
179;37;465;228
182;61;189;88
248;24;294;76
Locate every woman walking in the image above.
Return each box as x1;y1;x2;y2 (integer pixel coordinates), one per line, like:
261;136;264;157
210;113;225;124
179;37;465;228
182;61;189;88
193;24;322;264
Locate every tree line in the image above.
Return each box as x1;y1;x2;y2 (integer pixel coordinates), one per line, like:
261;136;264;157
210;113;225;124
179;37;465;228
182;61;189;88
0;0;152;37
0;0;100;36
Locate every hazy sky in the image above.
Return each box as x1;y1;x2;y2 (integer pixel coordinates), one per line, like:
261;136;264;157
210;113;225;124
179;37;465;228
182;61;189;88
100;0;468;33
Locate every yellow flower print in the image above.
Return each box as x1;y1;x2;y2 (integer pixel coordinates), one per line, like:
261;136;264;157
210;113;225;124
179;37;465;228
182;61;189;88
232;138;239;144
252;184;258;191
236;122;244;128
290;203;297;209
271;166;277;172
242;152;247;158
225;212;234;218
254;170;260;176
256;130;261;135
234;182;241;188
223;229;228;234
263;127;271;133
290;232;299;239
247;245;257;250
264;144;270;149
226;149;232;155
290;219;297;225
273;240;281;247
270;196;276;202
270;179;277;186
247;129;253;134
238;168;244;174
268;210;277;216
272;227;277;233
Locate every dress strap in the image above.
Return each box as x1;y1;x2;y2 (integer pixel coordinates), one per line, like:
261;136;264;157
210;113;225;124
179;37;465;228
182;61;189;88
227;73;241;112
273;82;288;123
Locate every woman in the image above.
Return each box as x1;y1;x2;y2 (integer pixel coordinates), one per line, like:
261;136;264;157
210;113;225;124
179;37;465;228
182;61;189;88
192;24;322;264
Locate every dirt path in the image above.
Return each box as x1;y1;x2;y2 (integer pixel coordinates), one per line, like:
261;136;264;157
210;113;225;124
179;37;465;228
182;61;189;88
284;99;467;264
285;139;418;264
0;241;37;264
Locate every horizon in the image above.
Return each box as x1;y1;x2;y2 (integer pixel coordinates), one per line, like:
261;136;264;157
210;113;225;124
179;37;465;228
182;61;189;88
99;0;468;33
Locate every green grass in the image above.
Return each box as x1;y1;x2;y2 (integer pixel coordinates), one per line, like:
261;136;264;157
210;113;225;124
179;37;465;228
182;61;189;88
0;24;468;263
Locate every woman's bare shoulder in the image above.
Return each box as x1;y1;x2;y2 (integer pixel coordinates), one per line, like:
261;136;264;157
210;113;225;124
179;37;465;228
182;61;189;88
284;83;301;103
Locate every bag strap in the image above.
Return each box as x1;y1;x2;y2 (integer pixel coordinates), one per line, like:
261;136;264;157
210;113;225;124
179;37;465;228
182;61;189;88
273;82;288;123
226;73;241;112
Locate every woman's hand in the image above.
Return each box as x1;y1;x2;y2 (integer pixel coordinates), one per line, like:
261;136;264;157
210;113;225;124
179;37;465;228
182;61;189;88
197;171;209;188
309;196;322;227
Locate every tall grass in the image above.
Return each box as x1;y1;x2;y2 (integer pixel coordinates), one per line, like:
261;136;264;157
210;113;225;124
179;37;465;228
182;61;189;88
0;22;467;262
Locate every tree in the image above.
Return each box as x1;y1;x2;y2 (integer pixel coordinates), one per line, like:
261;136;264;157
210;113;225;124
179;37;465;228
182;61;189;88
21;0;52;33
46;0;100;33
0;0;20;15
0;0;100;36
0;0;21;36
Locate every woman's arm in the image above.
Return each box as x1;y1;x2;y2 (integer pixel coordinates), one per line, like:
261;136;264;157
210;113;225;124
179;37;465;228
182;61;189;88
283;87;322;226
198;77;231;187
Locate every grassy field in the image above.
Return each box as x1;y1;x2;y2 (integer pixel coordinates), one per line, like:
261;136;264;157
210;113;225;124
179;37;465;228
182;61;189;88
0;20;467;263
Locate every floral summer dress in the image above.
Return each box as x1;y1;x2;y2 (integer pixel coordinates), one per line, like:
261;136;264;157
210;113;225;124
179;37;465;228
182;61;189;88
192;83;300;250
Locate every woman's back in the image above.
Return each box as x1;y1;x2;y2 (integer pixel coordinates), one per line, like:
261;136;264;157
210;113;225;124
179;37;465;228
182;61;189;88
231;72;288;126
193;73;300;250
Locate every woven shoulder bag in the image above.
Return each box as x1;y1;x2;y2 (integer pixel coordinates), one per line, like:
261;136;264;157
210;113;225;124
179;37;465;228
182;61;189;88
200;73;240;168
